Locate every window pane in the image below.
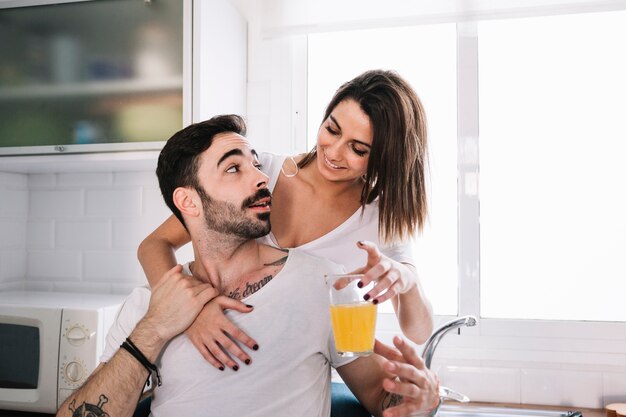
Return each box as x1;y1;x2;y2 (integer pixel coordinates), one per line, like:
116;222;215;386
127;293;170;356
479;11;626;321
308;25;458;315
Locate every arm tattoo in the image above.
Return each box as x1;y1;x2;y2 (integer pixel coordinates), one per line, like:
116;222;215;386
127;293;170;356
227;274;274;300
382;392;403;410
69;394;109;417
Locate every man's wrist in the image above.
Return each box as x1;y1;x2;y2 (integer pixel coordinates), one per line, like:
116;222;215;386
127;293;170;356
130;317;169;362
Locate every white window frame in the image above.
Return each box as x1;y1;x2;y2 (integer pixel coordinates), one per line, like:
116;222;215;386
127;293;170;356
293;6;626;369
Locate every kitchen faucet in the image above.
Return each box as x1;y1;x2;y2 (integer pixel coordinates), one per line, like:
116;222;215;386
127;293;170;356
422;315;478;405
422;315;477;369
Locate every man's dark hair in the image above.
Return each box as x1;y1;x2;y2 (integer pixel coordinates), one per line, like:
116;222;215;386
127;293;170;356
156;115;247;227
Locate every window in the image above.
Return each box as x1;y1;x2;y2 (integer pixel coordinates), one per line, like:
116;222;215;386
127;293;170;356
478;11;626;322
308;25;459;316
307;10;626;326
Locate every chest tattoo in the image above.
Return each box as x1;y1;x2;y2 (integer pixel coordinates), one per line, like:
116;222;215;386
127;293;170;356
227;274;274;300
263;255;288;267
225;251;287;300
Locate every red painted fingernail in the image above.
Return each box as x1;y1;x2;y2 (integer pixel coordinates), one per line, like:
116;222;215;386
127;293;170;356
357;241;364;246
245;359;251;365
219;366;225;371
246;304;253;308
253;344;259;351
233;365;239;371
357;281;363;288
363;294;370;301
373;299;379;305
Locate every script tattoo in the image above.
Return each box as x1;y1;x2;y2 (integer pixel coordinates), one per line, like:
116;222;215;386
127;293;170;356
382;392;403;410
227;274;274;300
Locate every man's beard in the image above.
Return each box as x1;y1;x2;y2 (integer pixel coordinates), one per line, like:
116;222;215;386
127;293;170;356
196;186;271;240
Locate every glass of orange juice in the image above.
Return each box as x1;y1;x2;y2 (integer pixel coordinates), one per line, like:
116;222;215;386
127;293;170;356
326;273;378;357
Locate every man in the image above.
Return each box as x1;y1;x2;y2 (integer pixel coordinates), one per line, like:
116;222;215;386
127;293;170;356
56;115;439;417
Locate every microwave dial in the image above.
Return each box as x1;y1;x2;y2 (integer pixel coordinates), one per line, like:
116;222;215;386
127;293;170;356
65;325;90;346
62;359;87;385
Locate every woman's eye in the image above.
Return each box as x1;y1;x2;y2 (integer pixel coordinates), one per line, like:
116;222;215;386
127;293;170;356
226;165;239;173
351;145;368;157
325;126;339;135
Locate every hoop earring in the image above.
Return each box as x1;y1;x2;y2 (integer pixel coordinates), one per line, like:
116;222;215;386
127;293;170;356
281;156;299;178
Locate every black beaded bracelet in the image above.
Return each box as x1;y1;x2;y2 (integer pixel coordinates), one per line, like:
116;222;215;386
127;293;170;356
120;337;162;387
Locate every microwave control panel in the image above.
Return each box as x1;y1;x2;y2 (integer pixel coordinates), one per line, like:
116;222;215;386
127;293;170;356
58;309;103;400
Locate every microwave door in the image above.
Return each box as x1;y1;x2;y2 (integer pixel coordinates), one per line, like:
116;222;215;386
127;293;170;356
0;307;62;413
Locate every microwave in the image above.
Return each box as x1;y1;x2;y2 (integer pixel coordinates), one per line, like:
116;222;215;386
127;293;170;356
0;290;126;413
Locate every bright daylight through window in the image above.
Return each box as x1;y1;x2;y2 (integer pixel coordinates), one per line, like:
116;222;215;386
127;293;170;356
308;25;458;316
479;10;626;321
308;9;626;323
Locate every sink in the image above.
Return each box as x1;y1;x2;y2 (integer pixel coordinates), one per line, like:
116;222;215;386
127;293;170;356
439;405;583;417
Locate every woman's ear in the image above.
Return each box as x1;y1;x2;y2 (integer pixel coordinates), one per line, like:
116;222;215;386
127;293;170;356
173;187;200;218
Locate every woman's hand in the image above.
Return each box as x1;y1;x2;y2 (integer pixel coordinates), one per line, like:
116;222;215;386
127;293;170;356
184;296;259;371
375;336;440;417
350;241;416;305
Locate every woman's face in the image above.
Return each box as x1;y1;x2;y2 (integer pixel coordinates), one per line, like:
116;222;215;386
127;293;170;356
316;99;373;183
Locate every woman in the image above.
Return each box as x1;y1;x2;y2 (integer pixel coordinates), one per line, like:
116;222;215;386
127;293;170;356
138;69;434;370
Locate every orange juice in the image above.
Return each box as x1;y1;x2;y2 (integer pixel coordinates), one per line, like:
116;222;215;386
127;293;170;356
330;302;378;355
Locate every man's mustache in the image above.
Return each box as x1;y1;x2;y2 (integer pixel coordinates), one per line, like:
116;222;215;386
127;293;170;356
241;188;272;209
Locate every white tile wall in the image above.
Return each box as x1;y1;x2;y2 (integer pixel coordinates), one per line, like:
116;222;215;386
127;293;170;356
439;366;521;403
603;372;626;405
0;172;28;288
430;358;626;409
521;368;603;408
0;170;173;293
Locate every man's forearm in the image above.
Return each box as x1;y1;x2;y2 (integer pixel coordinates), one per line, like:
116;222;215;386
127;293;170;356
56;319;166;417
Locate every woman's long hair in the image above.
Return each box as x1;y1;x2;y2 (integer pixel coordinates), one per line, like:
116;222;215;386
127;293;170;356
299;70;428;243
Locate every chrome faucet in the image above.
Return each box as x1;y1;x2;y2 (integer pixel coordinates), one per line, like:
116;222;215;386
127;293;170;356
421;315;477;406
422;315;477;369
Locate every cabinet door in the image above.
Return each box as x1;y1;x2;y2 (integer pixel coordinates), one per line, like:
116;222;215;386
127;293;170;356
0;0;190;155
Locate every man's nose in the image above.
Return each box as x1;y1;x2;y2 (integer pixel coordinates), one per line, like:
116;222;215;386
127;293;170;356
255;170;269;188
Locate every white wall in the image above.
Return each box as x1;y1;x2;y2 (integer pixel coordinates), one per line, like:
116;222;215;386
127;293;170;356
0;172;28;290
0;169;193;294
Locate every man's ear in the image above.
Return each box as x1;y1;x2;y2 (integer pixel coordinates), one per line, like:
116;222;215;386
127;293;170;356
173;187;200;218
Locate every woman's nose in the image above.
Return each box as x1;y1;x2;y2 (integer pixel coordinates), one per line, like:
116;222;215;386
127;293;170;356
325;140;343;161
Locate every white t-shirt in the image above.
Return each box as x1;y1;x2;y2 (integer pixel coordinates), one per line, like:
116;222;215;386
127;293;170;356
101;250;353;417
257;152;415;272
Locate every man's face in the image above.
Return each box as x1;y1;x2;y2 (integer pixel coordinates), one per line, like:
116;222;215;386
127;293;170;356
193;132;271;240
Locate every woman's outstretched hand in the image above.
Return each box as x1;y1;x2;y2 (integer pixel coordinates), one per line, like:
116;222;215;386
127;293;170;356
184;295;259;371
350;241;416;305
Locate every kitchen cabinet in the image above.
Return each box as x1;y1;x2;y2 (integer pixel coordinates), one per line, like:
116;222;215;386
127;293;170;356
0;0;246;172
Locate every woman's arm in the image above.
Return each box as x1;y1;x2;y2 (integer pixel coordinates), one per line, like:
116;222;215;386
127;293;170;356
138;215;191;288
391;263;433;344
137;215;259;370
352;241;434;344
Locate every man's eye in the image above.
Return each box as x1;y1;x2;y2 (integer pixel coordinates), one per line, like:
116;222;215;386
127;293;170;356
226;165;239;173
254;163;263;170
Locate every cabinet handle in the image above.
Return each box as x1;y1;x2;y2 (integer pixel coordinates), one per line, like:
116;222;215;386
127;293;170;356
54;145;66;153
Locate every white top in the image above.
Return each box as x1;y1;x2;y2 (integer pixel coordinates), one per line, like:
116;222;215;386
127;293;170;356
257;152;415;272
101;250;353;417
